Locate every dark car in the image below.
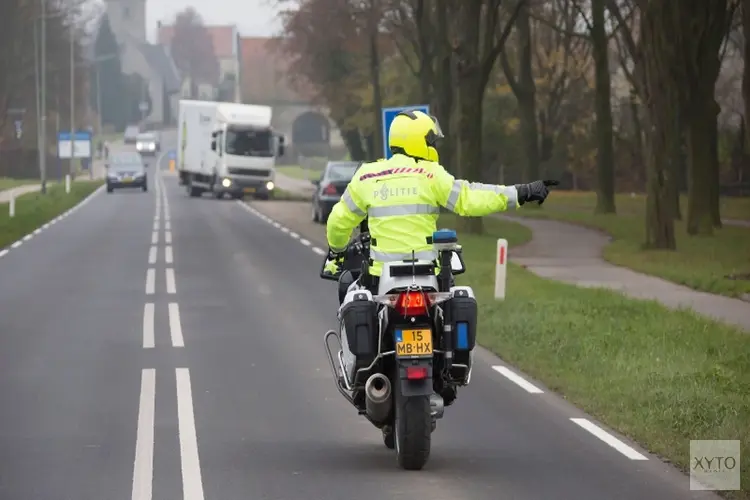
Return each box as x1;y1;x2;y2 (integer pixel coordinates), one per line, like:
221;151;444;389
135;132;160;156
311;161;360;223
106;151;148;193
124;125;140;144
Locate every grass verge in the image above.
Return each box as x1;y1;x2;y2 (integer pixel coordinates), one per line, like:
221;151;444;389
270;188;312;202
436;214;749;499
513;193;750;298
0;181;103;249
277;165;321;181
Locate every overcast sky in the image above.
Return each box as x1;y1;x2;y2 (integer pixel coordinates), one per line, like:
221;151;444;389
145;0;284;41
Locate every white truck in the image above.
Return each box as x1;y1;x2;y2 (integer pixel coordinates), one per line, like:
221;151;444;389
177;100;285;199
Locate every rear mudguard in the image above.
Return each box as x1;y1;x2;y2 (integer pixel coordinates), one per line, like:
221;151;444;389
396;359;433;397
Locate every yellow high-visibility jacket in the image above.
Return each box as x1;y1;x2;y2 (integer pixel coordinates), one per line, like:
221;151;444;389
326;154;518;276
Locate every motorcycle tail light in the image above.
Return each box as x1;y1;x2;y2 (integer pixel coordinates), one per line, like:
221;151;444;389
405;366;428;380
396;291;428;316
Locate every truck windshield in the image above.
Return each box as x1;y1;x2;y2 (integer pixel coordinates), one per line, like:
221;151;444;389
225;127;273;157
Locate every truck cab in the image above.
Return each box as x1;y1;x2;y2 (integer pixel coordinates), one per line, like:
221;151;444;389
210;120;285;199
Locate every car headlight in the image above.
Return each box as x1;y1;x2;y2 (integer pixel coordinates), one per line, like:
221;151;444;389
266;181;274;191
148;143;155;150
221;178;232;187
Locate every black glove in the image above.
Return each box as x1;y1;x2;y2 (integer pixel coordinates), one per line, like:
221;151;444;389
515;180;559;206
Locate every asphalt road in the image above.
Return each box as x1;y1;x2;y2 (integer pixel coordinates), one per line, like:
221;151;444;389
0;133;722;500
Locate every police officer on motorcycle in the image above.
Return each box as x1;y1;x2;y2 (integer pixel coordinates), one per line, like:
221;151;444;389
323;109;557;282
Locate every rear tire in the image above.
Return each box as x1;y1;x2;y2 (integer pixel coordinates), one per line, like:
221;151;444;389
394;375;431;470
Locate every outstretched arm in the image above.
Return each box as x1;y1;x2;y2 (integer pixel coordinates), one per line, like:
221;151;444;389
431;163;518;216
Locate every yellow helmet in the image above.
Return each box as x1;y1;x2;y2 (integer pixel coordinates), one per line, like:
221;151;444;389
388;109;444;162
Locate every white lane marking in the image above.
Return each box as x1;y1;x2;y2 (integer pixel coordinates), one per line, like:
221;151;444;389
148;246;157;265
492;366;544;394
289;231;299;239
153;221;159;231
300;238;310;246
151;231;159;244
165;231;172;244
165;221;171;231
570;418;649;460
154;215;160;222
143;303;155;349
166;268;176;294
33;228;42;235
168;303;185;347
0;249;8;258
10;241;21;249
175;368;206;499
22;234;32;242
42;223;50;229
145;269;155;295
281;227;289;233
272;222;281;228
165;246;173;264
131;368;155;500
312;247;326;256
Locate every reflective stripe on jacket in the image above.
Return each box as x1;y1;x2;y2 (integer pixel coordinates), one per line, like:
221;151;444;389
326;154;518;276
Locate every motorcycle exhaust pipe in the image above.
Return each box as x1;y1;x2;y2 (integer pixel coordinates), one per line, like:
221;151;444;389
364;373;392;424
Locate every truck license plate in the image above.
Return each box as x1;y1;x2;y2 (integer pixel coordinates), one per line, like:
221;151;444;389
395;329;433;357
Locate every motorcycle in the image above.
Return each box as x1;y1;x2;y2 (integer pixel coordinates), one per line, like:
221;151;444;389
320;224;477;470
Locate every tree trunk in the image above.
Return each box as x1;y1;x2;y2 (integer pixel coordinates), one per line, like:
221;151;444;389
708;100;722;228
433;0;455;172
516;5;539;183
743;0;750;150
639;1;676;250
453;1;484;234
685;97;716;235
591;0;616;214
629;90;646;190
341;128;366;162
667;109;682;220
368;12;383;160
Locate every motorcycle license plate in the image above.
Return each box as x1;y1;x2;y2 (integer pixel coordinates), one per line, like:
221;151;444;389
395;329;433;357
243;187;256;193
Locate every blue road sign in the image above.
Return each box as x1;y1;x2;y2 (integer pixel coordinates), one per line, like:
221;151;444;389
58;130;93;159
381;104;430;160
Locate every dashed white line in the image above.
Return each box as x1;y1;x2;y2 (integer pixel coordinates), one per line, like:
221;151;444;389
570;418;649;460
33;228;42;235
166;268;176;294
153;221;159;231
312;247;326;256
131;368;155;500
165;246;173;264
143;303;155;349
175;368;205;499
165;231;172;244
10;241;21;249
281;227;289;233
289;231;299;239
145;269;155;295
0;249;8;258
148;246;157;264
272;222;281;228
151;231;159;244
22;234;32;242
165;221;171;231
168;303;185;348
300;238;310;246
492;366;544;394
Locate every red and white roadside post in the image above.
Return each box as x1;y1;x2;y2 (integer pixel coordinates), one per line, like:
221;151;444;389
494;238;508;300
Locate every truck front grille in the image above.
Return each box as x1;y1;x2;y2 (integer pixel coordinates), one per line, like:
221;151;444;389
227;167;270;177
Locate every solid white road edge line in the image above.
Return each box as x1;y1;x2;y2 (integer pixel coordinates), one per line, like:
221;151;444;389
166;268;176;294
131;368;155;500
570;418;649;460
175;368;206;500
148;246;157;265
165;246;173;264
492;366;544;394
168;303;185;347
143;303;155;349
145;269;155;295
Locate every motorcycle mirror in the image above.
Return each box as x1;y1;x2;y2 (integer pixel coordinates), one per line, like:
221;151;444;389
450;250;466;275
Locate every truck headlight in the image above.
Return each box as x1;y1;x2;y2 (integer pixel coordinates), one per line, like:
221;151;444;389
266;181;274;191
221;178;232;187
